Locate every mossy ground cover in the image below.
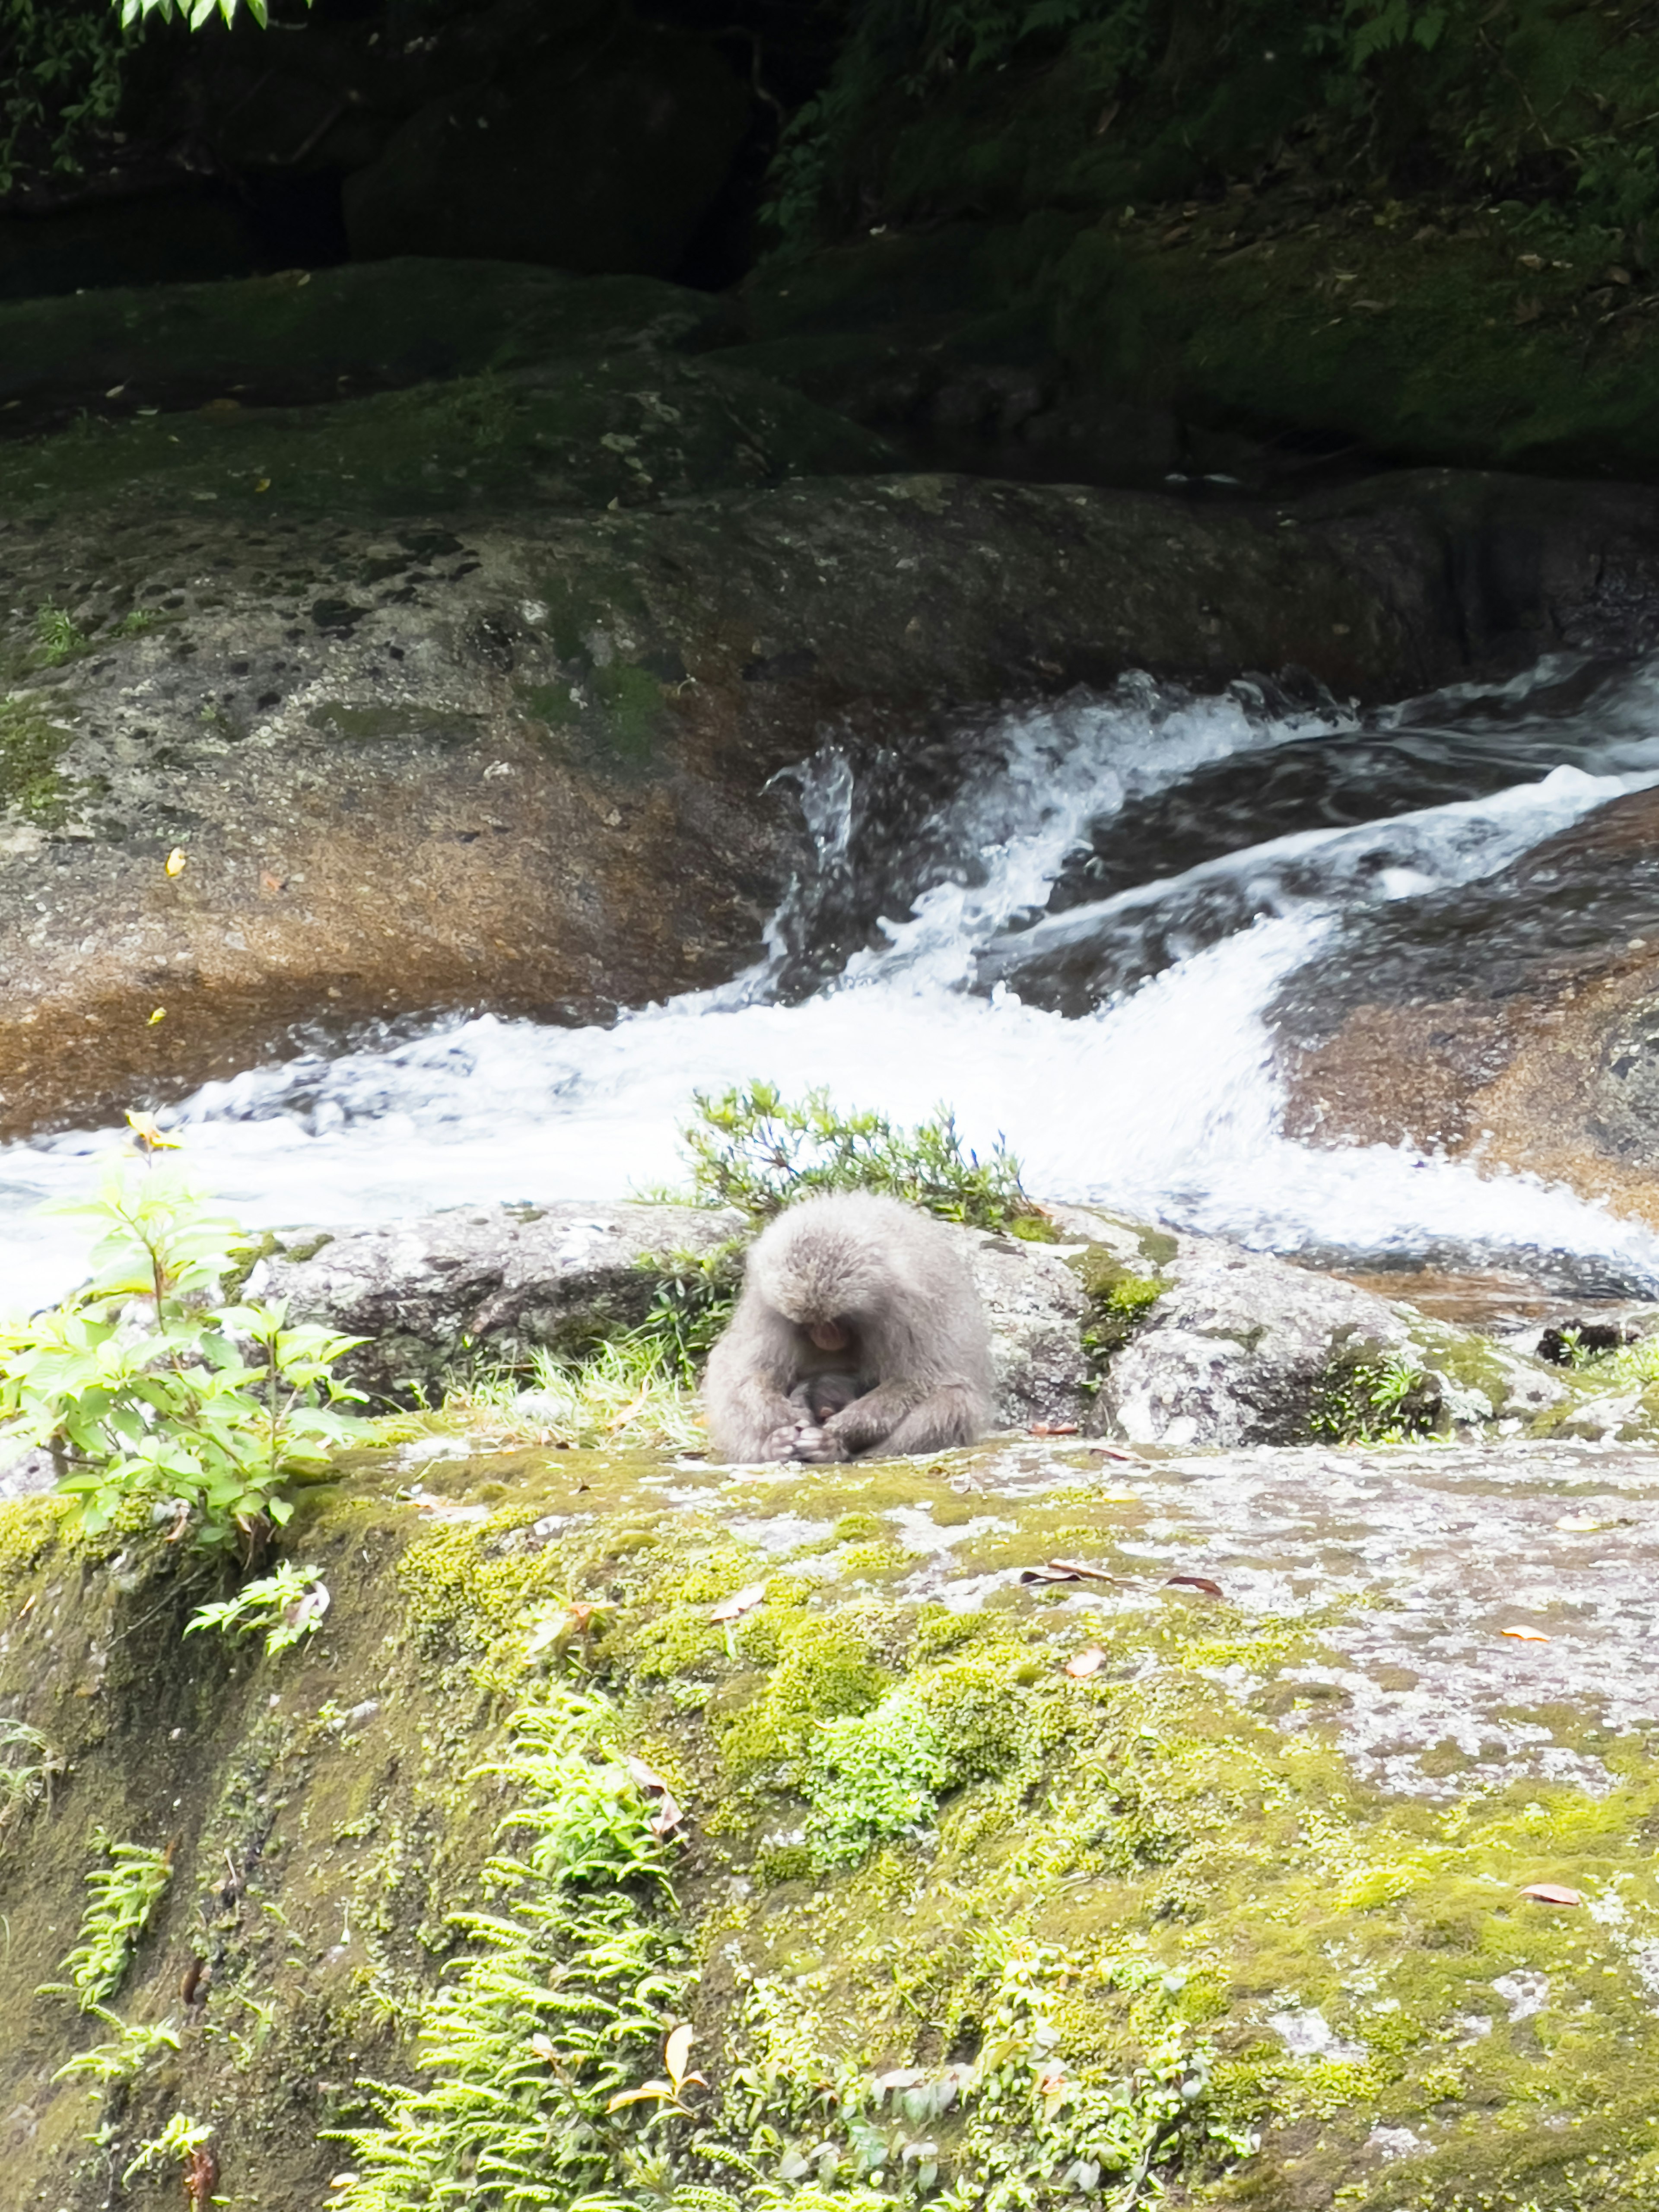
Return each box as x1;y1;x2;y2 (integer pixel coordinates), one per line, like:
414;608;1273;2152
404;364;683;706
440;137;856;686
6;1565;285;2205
0;353;891;530
0;1432;1655;2209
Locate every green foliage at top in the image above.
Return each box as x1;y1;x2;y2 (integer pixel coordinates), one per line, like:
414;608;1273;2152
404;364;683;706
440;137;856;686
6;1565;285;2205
0;1139;364;1556
38;1829;171;2010
328;1684;688;2212
766;0;1659;253
117;0;305;24
679;1081;1042;1231
0;0;127;195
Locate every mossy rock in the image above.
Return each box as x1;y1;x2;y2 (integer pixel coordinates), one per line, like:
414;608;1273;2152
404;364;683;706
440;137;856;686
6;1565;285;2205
1;1427;1657;2210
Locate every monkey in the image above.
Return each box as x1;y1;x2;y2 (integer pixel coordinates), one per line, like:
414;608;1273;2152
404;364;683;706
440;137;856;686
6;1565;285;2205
787;1370;868;1426
701;1190;995;1463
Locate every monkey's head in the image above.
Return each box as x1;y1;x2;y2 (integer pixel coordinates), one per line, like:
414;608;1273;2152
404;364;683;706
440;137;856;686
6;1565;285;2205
750;1200;896;1338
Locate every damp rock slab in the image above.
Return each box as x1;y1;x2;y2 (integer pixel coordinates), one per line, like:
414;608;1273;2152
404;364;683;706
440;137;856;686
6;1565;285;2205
255;1201;747;1400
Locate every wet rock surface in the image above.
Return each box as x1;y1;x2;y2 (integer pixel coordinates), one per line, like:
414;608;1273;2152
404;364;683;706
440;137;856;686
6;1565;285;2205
1276;780;1659;1231
257;1200;746;1400
13;439;1649;1140
245;1192;1618;1452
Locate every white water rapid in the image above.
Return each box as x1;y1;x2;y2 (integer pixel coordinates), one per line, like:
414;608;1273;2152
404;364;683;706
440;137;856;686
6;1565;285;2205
9;655;1659;1310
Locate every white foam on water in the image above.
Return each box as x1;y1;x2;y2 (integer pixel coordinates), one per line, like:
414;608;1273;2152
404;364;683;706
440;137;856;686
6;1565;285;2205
6;668;1659;1311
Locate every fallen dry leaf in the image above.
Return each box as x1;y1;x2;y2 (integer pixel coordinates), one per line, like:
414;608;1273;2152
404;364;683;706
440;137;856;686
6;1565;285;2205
1502;1625;1551;1642
165;846;188;876
624;1755;686;1836
1519;1882;1583;1907
1028;1422;1079;1437
1065;1645;1108;1678
404;1486;489;1525
711;1581;767;1622
1086;1443;1139;1462
260;870;286;893
1165;1574;1224;1599
1020;1558;1117;1585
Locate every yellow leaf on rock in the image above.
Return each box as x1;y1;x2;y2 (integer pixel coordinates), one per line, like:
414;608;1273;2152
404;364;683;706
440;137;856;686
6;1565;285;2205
1502;1626;1551;1642
164;847;187;876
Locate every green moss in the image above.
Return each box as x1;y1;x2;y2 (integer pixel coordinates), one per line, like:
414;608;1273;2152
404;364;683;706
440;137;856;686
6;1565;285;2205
0;693;83;823
590;660;667;763
1;1435;1659;2211
717;1611;890;1777
1071;1243;1167;1366
833;1512;885;1544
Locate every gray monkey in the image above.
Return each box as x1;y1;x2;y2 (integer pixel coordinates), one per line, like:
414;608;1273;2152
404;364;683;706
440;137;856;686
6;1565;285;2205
702;1190;995;1463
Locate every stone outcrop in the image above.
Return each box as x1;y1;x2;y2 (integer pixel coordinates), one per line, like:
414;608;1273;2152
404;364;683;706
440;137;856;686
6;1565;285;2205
1276;782;1659;1234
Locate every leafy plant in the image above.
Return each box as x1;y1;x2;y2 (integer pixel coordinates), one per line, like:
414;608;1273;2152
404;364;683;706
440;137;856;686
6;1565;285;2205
185;1559;330;1658
607;2022;708;2118
1309;1346;1438;1445
679;1081;1040;1230
117;0;301;26
0;1713;62;1838
0;1125;365;1555
32;604;87;666
0;0;127;196
54;2009;180;2085
40;1830;172;2010
328;1684;689;2212
120;2110;213;2191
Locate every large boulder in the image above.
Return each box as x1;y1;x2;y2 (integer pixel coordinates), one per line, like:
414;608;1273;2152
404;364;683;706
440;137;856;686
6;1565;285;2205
1275;784;1659;1233
255;1201;745;1401
1099;1236;1414;1448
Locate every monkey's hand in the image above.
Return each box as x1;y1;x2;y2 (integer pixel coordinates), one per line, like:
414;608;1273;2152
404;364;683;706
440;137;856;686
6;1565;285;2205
762;1421;808;1462
788;1422;850;1464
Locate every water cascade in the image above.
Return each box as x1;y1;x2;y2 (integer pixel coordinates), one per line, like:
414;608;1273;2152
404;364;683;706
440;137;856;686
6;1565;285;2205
9;654;1659;1304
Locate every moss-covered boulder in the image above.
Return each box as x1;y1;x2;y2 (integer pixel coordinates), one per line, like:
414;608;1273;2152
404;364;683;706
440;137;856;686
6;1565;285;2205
2;1419;1659;2212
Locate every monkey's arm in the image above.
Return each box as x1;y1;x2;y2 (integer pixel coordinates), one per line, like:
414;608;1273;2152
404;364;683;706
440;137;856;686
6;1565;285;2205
702;1303;810;1462
821;1377;985;1459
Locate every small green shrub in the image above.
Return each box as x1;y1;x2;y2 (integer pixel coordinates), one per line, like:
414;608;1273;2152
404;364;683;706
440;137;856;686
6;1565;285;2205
328;1684;688;2212
1309;1347;1438;1445
185;1559;330;1658
0;1130;365;1555
629;1241;744;1379
31;605;87;667
40;1831;172;2009
54;2011;180;2086
678;1081;1041;1230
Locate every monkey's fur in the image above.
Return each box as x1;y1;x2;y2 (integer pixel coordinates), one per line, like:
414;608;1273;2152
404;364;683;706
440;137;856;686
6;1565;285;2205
702;1191;995;1463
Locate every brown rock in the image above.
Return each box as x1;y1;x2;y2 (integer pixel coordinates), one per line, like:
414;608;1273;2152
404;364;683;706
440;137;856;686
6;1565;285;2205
1278;784;1659;1226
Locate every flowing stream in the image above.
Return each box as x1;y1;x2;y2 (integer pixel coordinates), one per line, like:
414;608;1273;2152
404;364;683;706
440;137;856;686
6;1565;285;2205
10;653;1659;1308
